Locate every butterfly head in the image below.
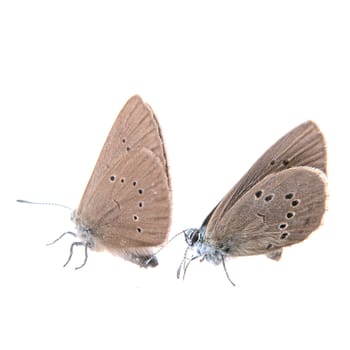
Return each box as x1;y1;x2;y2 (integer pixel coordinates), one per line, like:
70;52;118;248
183;227;224;266
71;210;96;250
184;228;202;247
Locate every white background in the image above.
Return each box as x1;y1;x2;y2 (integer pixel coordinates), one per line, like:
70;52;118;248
1;1;349;349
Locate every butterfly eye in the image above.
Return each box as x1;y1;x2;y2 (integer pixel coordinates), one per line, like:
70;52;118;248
190;231;199;244
185;229;200;246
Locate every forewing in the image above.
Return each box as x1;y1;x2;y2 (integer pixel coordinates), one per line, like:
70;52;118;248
206;121;326;235
207;167;327;257
80;95;170;206
76;148;171;253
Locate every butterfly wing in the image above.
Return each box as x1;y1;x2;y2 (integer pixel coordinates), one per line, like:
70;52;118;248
206;167;327;257
80;95;170;206
75;148;171;261
206;121;326;241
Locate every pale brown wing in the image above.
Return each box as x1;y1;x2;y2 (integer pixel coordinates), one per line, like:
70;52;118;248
206;121;326;237
206;167;327;257
80;95;170;207
76;148;171;255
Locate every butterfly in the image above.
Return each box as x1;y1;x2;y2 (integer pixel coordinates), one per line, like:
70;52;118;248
178;121;327;285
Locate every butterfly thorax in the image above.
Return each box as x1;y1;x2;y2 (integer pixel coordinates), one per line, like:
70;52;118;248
184;228;224;266
71;210;96;250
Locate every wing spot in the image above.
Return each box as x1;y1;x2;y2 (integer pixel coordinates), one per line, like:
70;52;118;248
255;190;263;199
280;232;289;239
270;160;276;166
120;177;125;184
264;194;274;202
133;215;139;222
109;175;116;182
291;199;300;207
285;192;295;200
286;211;295;219
279;223;288;230
122;138;126;143
132;181;137;186
126;146;131;151
266;243;273;249
138;188;144;195
136;227;143;233
138;201;144;208
282;159;290;166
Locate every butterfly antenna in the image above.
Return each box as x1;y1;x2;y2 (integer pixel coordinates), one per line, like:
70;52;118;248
16;199;72;211
145;230;185;265
221;255;236;287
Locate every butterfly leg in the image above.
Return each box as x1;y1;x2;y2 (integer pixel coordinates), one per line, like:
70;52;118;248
46;231;77;246
63;241;85;268
221;256;236;287
75;243;89;270
177;247;189;279
182;254;200;280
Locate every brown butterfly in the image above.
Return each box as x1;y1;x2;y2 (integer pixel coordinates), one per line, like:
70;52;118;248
71;95;172;268
178;121;327;285
19;95;171;269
